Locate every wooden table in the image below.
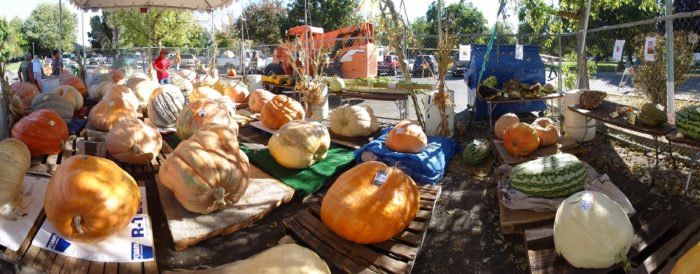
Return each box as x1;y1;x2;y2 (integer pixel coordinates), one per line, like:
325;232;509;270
331;90;410;120
568;101;675;165
483;93;563;130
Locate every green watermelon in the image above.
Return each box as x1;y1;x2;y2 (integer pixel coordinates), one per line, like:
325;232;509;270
463;139;491;165
509;153;586;198
676;106;700;140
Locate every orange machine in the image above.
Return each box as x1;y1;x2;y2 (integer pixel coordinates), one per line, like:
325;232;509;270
271;22;378;79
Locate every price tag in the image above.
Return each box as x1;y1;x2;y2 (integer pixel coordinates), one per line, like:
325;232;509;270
48;120;55;127
198;109;206;117
396;128;405;134
373;169;388;186
109;101;115;106
578;192;595;212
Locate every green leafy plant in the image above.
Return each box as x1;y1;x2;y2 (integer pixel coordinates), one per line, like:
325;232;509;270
562;52;597;90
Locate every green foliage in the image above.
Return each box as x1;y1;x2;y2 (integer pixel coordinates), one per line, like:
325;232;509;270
285;0;361;31
186;24;211;49
562;53;597;90
0;17;27;60
88;14;113;49
237;0;287;44
108;9;196;47
423;1;487;45
22;3;78;54
410;16;430;35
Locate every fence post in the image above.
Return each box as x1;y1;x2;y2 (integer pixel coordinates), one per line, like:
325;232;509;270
665;0;676;124
558;34;563;93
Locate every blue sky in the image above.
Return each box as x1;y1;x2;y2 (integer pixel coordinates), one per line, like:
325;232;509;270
0;0;516;45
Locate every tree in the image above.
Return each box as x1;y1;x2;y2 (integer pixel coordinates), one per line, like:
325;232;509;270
187;24;211;48
424;1;487;46
236;0;287;44
6;17;27;59
411;16;430;35
88;14;114;49
22;3;78;54
285;0;361;32
519;0;659;89
108;9;196;47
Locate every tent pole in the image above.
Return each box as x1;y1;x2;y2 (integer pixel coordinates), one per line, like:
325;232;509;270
81;10;86;69
58;0;63;72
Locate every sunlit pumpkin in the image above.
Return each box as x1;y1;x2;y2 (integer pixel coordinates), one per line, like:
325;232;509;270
494;113;519;139
127;77;160;109
105;118;163;164
0;138;31;206
329;105;379;137
189;86;221;103
11;109;69;157
52;85;84;111
385;120;427;153
147;84;185;128
222;82;249;103
30;93;74;122
44;155;141;243
10;82;40;112
61;76;87;96
88;99;138;131
672;241;700;274
88;81;115;101
177;98;237;140
321;161;419;244
260;95;305;129
158;124;250;214
110;69;125;83
503;122;540;156
249;89;274;113
102;85;140;111
268;120;330;169
532;118;559;146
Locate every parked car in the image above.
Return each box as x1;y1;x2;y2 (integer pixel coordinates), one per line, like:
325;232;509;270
115;53;143;68
89;54;106;64
217;50;268;73
378;55;401;76
179;54;199;68
412;55;437;77
404;59;414;72
451;55;468;77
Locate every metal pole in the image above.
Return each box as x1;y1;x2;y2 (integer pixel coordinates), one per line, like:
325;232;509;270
241;16;245;76
558;35;563;93
58;0;63;72
576;0;593;89
210;12;214;71
147;8;151;74
665;0;676;124
81;10;86;69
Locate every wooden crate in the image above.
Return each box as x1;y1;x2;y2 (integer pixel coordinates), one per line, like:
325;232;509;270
283;185;441;273
524;216;700;273
497;189;555;235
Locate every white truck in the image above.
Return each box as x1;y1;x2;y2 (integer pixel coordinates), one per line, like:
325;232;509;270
216;50;269;73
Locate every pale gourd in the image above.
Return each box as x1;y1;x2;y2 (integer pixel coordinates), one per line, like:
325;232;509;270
147;85;186;128
329;76;345;92
102;85;140;111
52;85;84;111
31;93;74;123
554;191;634;269
183;244;330;274
189;86;222;103
88;81;115;101
268;120;330;169
329;105;378;137
0;138;31;206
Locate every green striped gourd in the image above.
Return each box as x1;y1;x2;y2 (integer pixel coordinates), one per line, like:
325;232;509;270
509;153;585;198
676;105;700;140
463;139;490;165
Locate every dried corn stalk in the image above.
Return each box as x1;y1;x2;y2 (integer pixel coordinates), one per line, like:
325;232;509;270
281;38;328;118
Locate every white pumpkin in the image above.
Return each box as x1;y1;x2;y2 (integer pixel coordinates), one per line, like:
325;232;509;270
268;120;331;169
554;191;634;269
328;76;345;92
127;77;160;109
0;138;31;206
185;244;330;274
329;105;379;137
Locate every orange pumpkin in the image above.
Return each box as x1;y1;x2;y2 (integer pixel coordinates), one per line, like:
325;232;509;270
503;122;540;156
158;124;250;214
52;85;84;111
177;98;237;140
385;120;428;153
494;113;519;139
532;118;559;146
222;82;249;103
321;161;419;244
44;155;140;243
102;85;140;111
10;82;40;112
105;118;163;164
88;99;138;131
11;109;69;157
249;89;274;113
260;95;305;129
61;76;87;96
189;86;221;102
672;241;700;274
110;69;125;83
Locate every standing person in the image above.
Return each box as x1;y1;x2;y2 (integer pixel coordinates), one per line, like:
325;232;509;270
32;55;43;83
174;50;181;71
51;50;62;76
17;53;35;84
153;48;171;84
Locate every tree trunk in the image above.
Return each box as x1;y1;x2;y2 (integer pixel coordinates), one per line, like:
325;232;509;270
575;16;590;89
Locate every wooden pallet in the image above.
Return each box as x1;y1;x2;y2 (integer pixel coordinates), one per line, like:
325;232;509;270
497;189;555;235
283;185;441;273
524;216;700;274
491;137;584;165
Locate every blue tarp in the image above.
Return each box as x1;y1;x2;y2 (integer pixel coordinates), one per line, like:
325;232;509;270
354;128;458;185
466;45;547;119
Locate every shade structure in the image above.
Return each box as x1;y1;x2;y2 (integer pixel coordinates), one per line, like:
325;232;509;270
68;0;237;11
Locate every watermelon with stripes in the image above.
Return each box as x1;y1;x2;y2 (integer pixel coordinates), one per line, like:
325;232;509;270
463;139;490;165
676;106;700;140
509;153;586;198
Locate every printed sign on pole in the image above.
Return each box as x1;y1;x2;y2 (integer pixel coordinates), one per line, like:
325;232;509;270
459;44;471;61
644;37;657;61
612;40;625;62
515;44;524;60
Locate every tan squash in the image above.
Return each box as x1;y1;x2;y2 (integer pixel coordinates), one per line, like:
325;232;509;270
249;89;274;113
329;105;378;137
189;86;222;103
494;113;519;139
52;85;84;111
268;120;330;169
177;98;237;140
88;81;115;101
532;118;559;146
105;118;163;164
385;120;427;153
102;85;140;111
88;99;138;131
0;138;31;205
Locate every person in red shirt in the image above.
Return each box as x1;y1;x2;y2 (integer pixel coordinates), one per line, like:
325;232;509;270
153;48;170;84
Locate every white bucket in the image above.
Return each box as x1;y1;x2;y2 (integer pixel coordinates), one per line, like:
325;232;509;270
564;124;596;142
564;109;596;127
39;78;60;93
423;90;455;137
563;89;583;107
246;75;262;92
308;84;329;121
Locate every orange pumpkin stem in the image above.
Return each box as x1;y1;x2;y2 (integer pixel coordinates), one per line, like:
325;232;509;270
73;215;84;234
212;187;229;207
131;144;143;155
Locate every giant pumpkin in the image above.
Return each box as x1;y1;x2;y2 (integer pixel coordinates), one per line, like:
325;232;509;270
52;85;84;111
532;118;559;146
88;81;115;101
672;241;700;274
202;244;330;274
105;118;163;164
177;98;237;140
30;93;74;122
249;89;274;113
12;109;69;157
10;82;40;112
61;76;87;96
127;77;160;108
220;81;249;103
260;95;305;129
329;105;378;137
321;161;419;244
385;120;427;153
44;155;141;243
268;120;330;169
110;69;125;83
494;113;519;139
189;86;222;103
88;99;138;131
0;138;31;206
147;85;185;128
503;122;540;156
159;124;250;214
102;85;140;111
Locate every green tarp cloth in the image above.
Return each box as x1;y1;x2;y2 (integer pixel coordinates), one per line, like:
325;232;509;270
239;144;356;197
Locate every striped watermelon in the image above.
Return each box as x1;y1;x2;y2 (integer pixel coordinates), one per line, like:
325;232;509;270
676;106;700;140
509;153;585;198
463;139;490;165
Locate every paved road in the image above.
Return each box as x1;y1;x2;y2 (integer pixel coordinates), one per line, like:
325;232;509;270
590;71;700;99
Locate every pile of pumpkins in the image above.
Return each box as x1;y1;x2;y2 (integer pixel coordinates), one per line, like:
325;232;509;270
494;113;560;156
